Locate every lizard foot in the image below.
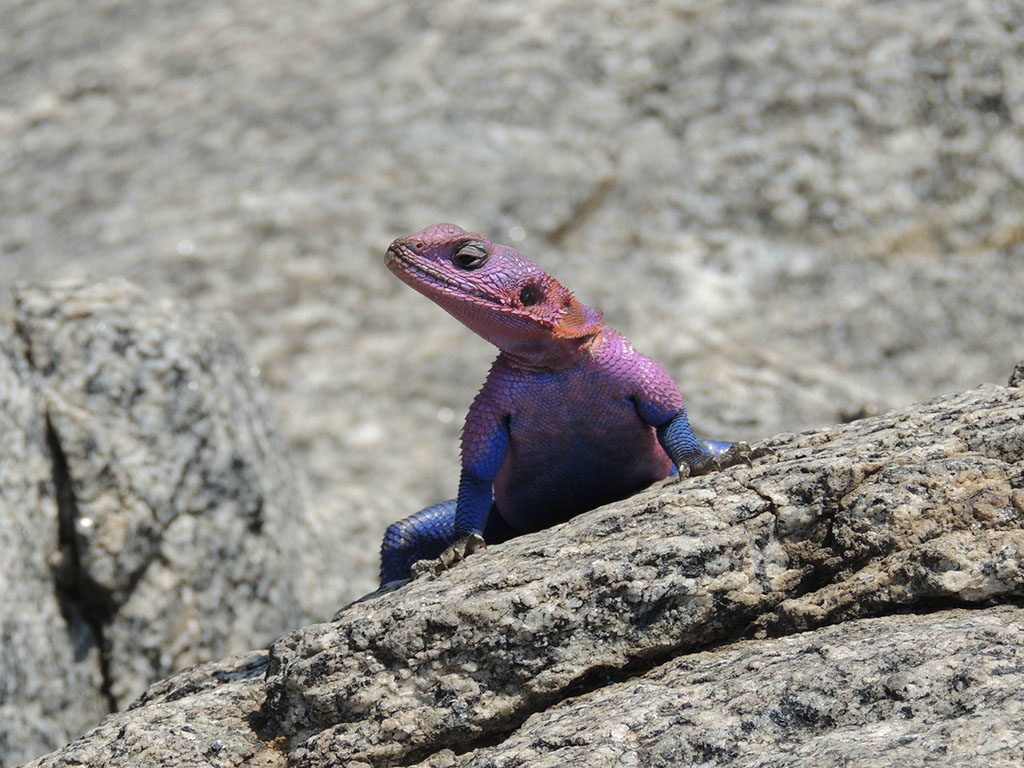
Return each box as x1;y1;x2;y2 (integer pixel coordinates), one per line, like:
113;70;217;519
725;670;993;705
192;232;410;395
684;441;774;478
410;532;487;579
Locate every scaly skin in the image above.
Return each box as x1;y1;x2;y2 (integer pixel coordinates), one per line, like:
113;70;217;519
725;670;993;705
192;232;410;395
380;223;750;584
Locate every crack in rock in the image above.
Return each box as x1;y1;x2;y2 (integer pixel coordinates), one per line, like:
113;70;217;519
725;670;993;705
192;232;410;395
46;416;118;713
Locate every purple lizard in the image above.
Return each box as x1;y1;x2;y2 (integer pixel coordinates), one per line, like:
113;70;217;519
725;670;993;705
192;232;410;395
380;223;752;584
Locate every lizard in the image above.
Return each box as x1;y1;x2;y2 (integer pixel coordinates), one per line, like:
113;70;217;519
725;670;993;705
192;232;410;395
380;223;754;585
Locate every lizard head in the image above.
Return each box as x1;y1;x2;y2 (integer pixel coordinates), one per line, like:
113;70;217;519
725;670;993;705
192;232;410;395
386;224;603;368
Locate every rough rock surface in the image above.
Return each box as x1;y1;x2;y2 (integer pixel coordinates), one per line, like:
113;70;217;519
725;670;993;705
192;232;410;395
0;337;106;765
2;0;1023;600
1;280;315;766
418;607;1024;768
25;371;1024;767
1011;360;1024;388
5;0;1024;762
22;652;283;768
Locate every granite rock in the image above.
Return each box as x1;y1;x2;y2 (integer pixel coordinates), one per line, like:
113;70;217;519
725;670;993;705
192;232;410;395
0;336;107;766
1011;360;1024;388
5;0;1024;761
417;607;1024;768
21;652;284;768
264;380;1024;766
1;0;1023;602
25;369;1024;767
2;280;314;766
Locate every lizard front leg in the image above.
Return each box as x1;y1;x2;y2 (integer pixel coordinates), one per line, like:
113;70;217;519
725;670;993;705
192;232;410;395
657;410;758;477
415;379;513;577
405;426;509;577
379;496;498;585
380;395;510;585
402;465;497;581
409;530;487;579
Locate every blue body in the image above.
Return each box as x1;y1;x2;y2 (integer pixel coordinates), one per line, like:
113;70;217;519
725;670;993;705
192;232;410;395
380;328;731;584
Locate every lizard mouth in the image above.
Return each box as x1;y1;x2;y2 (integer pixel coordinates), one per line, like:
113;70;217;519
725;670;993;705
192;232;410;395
386;243;507;307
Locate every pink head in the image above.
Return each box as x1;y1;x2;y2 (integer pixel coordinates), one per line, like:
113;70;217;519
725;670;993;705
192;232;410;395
386;224;603;369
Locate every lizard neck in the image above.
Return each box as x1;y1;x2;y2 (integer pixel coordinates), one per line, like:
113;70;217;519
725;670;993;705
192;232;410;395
497;329;602;373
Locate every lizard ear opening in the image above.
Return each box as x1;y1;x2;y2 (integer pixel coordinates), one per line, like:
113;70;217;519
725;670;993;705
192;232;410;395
519;284;541;306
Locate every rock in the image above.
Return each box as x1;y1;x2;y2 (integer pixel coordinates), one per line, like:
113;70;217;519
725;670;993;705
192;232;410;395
2;0;1023;603
1;280;314;766
1011;360;1024;388
5;0;1024;760
0;337;107;766
19;652;284;768
415;607;1024;768
24;371;1024;767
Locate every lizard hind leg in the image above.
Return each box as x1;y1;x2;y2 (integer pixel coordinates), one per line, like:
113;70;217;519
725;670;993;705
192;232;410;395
380;499;458;585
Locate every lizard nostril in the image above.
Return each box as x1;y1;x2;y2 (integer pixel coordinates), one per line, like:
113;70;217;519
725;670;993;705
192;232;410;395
414;241;425;251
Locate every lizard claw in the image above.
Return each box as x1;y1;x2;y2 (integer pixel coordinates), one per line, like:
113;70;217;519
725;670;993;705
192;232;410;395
685;441;773;477
410;532;487;579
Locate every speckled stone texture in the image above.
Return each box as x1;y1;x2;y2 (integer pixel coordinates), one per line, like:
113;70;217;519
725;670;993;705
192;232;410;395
263;381;1024;767
24;369;1024;767
2;280;315;766
23;652;285;768
5;0;1024;763
1011;361;1024;388
0;337;107;766
413;607;1024;768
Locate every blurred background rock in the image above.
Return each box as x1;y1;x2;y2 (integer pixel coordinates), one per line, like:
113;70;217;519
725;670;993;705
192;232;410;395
2;0;1022;607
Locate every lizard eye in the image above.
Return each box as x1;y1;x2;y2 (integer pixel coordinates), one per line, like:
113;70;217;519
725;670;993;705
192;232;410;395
519;284;541;306
452;242;489;270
